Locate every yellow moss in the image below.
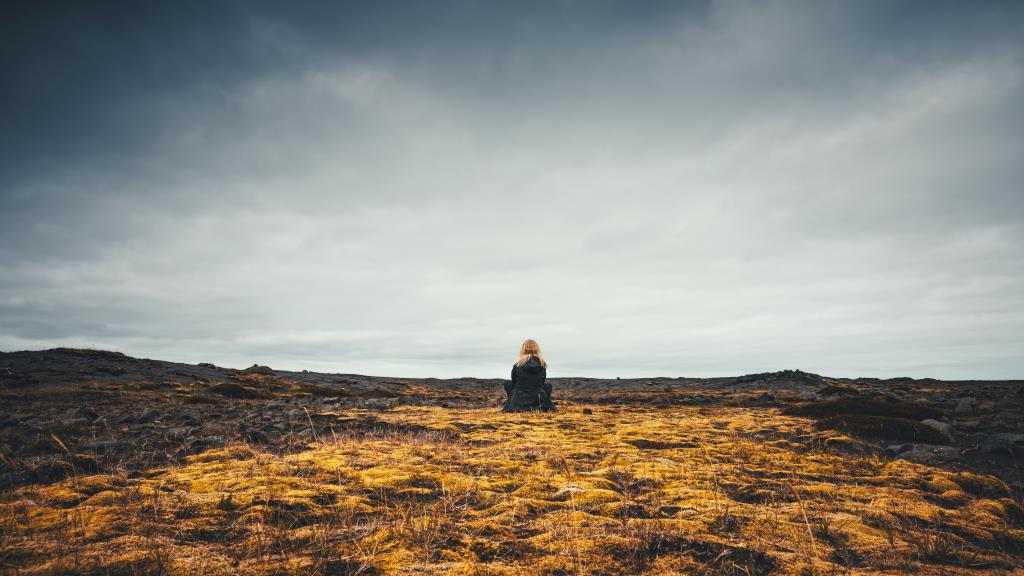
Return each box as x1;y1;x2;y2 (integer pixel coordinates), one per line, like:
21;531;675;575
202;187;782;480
33;484;85;507
5;405;1020;575
924;474;962;494
965;499;1013;525
938;489;968;504
444;562;519;576
82;489;126;506
950;471;1011;496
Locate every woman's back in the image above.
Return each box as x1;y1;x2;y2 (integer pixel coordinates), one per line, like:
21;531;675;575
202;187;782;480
503;340;555;412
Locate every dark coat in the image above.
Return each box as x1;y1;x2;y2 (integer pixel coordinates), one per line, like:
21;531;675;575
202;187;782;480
502;355;555;412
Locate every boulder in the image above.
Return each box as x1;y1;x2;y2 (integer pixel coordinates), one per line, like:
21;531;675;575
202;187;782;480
243;364;276;375
954;397;974;415
985;433;1024;453
920;419;954;439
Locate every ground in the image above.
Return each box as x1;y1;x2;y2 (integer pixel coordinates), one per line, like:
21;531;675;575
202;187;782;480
1;349;1023;575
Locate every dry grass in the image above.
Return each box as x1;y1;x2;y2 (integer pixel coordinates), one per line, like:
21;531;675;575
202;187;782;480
2;405;1022;575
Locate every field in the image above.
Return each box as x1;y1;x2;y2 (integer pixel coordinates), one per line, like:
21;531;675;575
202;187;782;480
1;349;1023;575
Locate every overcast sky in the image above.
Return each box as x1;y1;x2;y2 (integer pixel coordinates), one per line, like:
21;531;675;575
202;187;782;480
2;1;1022;379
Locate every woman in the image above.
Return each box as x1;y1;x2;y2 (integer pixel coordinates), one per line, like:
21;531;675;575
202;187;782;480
502;339;556;412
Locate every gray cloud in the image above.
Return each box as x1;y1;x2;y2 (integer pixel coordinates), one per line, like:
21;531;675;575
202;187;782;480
2;1;1023;378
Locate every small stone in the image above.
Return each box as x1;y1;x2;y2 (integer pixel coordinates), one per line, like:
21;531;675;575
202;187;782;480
137;408;159;422
954;397;974;414
582;408;593;415
167;427;191;438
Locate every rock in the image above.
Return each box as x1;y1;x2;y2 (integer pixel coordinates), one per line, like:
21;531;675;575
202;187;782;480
197;362;217;369
582;408;593;415
899;444;959;463
243;364;275;375
985;433;1024;453
920;419;954;439
167;427;192;439
208;382;273;399
991;411;1022;429
886;443;913;454
137;408;159;422
975;401;996;412
955;397;975;414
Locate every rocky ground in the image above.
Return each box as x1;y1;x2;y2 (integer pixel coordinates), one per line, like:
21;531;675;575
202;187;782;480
1;348;1022;574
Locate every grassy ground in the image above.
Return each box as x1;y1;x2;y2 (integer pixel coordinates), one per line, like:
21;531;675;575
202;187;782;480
2;404;1022;575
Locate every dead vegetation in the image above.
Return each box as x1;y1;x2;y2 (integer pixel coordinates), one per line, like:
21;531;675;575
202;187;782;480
783;397;952;444
3;405;1023;575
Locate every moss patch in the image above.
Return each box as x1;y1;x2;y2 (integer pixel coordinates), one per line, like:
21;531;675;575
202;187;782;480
2;405;1018;575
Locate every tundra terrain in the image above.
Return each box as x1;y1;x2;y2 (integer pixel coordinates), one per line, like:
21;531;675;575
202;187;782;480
1;348;1022;575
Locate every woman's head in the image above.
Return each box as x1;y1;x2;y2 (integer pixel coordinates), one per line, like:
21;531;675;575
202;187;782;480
516;339;548;367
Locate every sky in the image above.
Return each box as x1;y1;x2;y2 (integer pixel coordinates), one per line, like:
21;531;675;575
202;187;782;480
1;1;1023;379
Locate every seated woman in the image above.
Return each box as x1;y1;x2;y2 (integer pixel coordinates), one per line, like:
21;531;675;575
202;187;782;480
503;339;555;412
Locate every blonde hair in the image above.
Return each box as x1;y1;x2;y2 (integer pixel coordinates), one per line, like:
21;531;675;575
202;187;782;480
515;339;548;367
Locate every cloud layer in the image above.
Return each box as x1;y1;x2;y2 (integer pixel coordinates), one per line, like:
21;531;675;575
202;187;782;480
2;1;1023;378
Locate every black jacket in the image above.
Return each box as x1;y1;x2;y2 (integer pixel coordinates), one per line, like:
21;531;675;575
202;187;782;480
503;355;555;412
